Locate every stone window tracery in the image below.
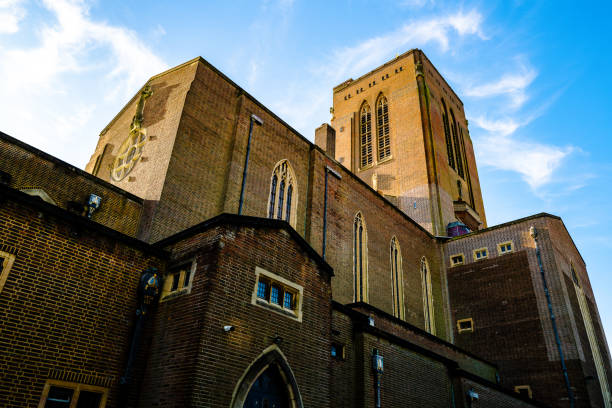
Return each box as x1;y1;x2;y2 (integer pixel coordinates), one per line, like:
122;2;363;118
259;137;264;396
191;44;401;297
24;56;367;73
268;160;297;227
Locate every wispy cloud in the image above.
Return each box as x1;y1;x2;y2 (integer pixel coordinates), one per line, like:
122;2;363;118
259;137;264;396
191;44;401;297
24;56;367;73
275;9;485;133
0;0;167;166
326;10;485;81
464;61;536;108
475;131;573;189
0;0;26;34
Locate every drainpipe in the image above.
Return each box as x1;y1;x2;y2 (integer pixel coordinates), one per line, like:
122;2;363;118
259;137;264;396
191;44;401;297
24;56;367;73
530;226;575;407
322;165;341;260
119;268;162;407
238;114;264;215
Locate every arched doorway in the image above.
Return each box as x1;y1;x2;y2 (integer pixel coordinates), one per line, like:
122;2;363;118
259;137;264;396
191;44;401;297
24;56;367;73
244;364;290;408
230;345;303;408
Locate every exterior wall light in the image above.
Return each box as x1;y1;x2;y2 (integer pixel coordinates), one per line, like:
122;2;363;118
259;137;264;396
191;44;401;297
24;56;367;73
223;325;235;332
87;194;102;218
372;348;383;407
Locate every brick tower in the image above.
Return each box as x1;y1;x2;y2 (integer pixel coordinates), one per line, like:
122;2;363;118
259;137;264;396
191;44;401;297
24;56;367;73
331;49;486;236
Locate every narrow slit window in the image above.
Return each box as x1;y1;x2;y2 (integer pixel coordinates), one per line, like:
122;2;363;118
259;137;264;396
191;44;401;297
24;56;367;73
353;212;368;302
390;237;404;319
450;109;464;178
441;99;455;170
421;257;435;334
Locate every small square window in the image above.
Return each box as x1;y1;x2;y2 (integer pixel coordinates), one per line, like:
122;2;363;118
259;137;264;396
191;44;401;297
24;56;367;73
450;254;464;267
161;260;196;301
497;241;513;255
252;267;304;322
473;248;488;261
457;318;474;333
0;251;17;295
46;386;74;407
514;385;532;399
40;380;107;408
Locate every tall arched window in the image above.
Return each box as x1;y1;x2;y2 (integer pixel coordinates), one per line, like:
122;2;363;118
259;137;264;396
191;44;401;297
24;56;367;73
268;160;297;227
571;264;611;406
450;109;464;179
376;95;391;161
353;212;368;302
390;237;404;319
421;257;435;334
359;103;373;168
441;99;455;170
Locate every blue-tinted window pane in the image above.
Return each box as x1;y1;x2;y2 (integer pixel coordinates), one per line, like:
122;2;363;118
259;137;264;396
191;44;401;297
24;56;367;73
283;291;293;309
270;285;280;305
45;387;73;408
257;281;267;299
269;176;277;218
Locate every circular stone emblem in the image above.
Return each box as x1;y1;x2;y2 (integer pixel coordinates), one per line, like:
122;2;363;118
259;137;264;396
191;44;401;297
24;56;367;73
111;128;146;181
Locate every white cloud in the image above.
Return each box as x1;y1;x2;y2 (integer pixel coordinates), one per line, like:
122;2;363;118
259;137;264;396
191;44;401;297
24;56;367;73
472;116;520;136
0;0;26;34
0;0;167;167
476;133;572;189
464;63;536;108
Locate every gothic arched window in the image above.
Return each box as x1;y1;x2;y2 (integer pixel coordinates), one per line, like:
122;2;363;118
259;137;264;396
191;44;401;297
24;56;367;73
421;257;435;334
390;237;404;319
353;212;368;302
450;109;464;179
376;95;391;161
359;103;373;168
441;99;455;170
268;160;297;228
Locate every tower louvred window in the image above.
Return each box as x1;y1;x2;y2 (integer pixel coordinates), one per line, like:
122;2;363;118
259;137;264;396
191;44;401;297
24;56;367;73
267;160;298;228
376;96;391;160
360;103;373;167
441;99;455;170
450;109;464;178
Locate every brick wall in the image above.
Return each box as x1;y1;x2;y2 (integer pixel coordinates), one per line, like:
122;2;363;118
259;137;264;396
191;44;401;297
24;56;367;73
0;188;165;407
139;218;333;407
0;132;143;237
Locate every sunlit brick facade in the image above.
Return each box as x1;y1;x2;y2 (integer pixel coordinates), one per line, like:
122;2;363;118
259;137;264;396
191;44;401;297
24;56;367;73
0;49;609;407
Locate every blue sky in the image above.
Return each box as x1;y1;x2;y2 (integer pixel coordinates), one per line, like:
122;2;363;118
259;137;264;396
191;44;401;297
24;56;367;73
1;0;611;346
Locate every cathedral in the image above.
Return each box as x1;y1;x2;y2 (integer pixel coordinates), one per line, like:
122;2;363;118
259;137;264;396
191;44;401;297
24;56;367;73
0;49;610;407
